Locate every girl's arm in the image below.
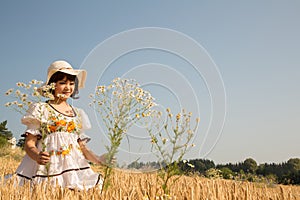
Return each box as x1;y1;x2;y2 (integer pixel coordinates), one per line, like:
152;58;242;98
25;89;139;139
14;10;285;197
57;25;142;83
24;133;50;165
77;139;107;165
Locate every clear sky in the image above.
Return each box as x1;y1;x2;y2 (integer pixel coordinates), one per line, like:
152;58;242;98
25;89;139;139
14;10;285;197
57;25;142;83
0;1;299;165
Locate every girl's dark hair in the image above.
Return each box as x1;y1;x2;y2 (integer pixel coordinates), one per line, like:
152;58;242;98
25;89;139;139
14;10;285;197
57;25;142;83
48;71;79;99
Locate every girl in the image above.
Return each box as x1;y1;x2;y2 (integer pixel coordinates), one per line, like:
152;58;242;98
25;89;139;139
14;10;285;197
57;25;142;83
16;60;104;190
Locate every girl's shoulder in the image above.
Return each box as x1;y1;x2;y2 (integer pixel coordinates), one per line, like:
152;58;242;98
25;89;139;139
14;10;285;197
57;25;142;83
73;107;86;119
22;102;49;124
29;101;48;107
70;105;84;113
26;101;48;112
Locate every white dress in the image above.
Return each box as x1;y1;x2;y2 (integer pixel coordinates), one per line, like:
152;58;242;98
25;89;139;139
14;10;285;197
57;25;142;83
16;102;103;190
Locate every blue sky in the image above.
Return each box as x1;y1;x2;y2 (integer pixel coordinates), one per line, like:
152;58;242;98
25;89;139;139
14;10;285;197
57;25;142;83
0;1;299;165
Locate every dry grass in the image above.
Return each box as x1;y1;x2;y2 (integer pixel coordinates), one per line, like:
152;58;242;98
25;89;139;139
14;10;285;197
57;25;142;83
1;149;300;200
0;147;24;175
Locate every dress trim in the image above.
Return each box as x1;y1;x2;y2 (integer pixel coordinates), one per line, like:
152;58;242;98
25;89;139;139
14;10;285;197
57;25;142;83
17;166;91;180
47;102;77;117
95;173;103;185
16;173;31;180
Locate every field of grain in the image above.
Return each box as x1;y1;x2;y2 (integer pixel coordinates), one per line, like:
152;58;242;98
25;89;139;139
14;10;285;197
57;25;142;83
1;149;300;200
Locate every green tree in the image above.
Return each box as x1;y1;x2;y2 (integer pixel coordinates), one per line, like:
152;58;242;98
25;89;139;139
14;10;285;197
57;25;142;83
0;120;13;148
285;158;300;184
190;159;215;173
287;158;300;172
243;158;258;173
220;167;234;179
16;137;25;149
0;120;13;139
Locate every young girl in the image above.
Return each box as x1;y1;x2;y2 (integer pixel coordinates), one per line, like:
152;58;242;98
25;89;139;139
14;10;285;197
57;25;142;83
16;60;105;190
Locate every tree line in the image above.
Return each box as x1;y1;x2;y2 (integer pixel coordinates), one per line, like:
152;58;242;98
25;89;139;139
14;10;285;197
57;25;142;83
127;157;300;185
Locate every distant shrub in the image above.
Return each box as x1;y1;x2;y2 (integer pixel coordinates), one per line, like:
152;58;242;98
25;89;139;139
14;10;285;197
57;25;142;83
0;135;8;148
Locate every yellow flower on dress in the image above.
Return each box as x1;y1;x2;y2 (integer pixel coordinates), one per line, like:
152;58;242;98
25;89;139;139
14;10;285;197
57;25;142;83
56;119;67;126
48;125;57;132
61;149;70;156
67;121;75;132
54;144;73;157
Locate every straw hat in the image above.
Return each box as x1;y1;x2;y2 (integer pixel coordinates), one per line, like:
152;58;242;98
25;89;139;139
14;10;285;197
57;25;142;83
46;60;87;89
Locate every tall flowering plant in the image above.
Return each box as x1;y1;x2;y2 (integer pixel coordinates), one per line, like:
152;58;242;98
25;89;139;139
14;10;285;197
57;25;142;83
147;108;200;196
5;80;55;115
5;80;55;175
90;77;156;190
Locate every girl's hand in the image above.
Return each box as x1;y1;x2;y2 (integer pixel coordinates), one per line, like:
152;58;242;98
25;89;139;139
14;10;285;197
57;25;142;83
77;138;116;166
24;133;50;165
98;153;116;166
36;151;50;165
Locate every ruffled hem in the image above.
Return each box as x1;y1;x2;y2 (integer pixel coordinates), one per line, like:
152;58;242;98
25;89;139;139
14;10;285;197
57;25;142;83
16;167;103;190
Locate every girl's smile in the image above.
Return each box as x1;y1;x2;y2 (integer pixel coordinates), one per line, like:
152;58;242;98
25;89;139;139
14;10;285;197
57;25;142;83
54;77;75;100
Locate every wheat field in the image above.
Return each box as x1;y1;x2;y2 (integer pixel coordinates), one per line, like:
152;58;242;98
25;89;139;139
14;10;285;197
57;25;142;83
1;149;299;200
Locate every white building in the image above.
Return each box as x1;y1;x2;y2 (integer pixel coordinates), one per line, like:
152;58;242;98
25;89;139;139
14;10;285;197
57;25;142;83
7;137;16;149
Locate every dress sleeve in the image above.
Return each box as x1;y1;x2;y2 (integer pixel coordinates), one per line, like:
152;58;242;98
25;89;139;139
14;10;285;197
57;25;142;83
21;102;44;136
78;108;92;143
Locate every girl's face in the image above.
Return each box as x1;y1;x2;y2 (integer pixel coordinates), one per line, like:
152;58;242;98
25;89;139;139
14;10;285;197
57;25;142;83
54;76;75;100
